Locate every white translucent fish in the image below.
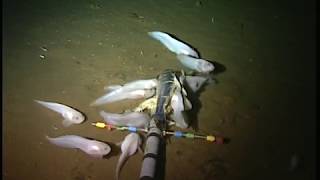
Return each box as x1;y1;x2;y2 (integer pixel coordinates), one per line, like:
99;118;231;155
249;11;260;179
177;54;214;73
148;31;199;58
170;91;189;129
91;88;155;106
46;135;111;158
122;79;158;90
100;111;150;128
173;72;187;97
174;74;192;110
184;75;209;92
35;100;85;127
91;79;158;106
116;133;142;180
104;79;158;93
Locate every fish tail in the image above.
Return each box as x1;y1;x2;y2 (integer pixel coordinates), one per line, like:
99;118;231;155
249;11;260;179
115;152;128;180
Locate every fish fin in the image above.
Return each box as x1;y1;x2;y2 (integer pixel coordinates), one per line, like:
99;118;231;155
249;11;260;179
104;85;122;92
62;119;73;127
183;96;192;110
170;111;189;129
181;87;188;96
34;100;67;115
90;94;111;106
45;135;51;140
34;99;41;104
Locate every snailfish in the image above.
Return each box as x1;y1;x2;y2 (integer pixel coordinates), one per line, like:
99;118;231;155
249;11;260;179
46;135;111;158
100;111;150;128
116;133;142;180
148;31;199;58
177;54;214;74
35;100;85;127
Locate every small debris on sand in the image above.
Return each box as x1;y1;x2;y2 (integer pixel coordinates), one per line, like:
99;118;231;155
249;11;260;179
40;46;48;52
39;55;45;60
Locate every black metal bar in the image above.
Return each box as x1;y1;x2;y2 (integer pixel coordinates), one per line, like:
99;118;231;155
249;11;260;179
139;119;164;180
140;69;174;180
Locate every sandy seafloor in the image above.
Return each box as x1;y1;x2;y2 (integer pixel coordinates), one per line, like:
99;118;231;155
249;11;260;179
3;0;316;180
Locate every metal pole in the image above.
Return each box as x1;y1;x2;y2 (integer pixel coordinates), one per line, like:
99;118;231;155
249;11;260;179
140;69;174;180
139;118;165;180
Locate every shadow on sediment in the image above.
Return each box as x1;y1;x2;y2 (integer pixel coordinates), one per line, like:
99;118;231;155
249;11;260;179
186;62;226;131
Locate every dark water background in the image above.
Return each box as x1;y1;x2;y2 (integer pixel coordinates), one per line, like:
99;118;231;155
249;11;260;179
3;0;316;180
